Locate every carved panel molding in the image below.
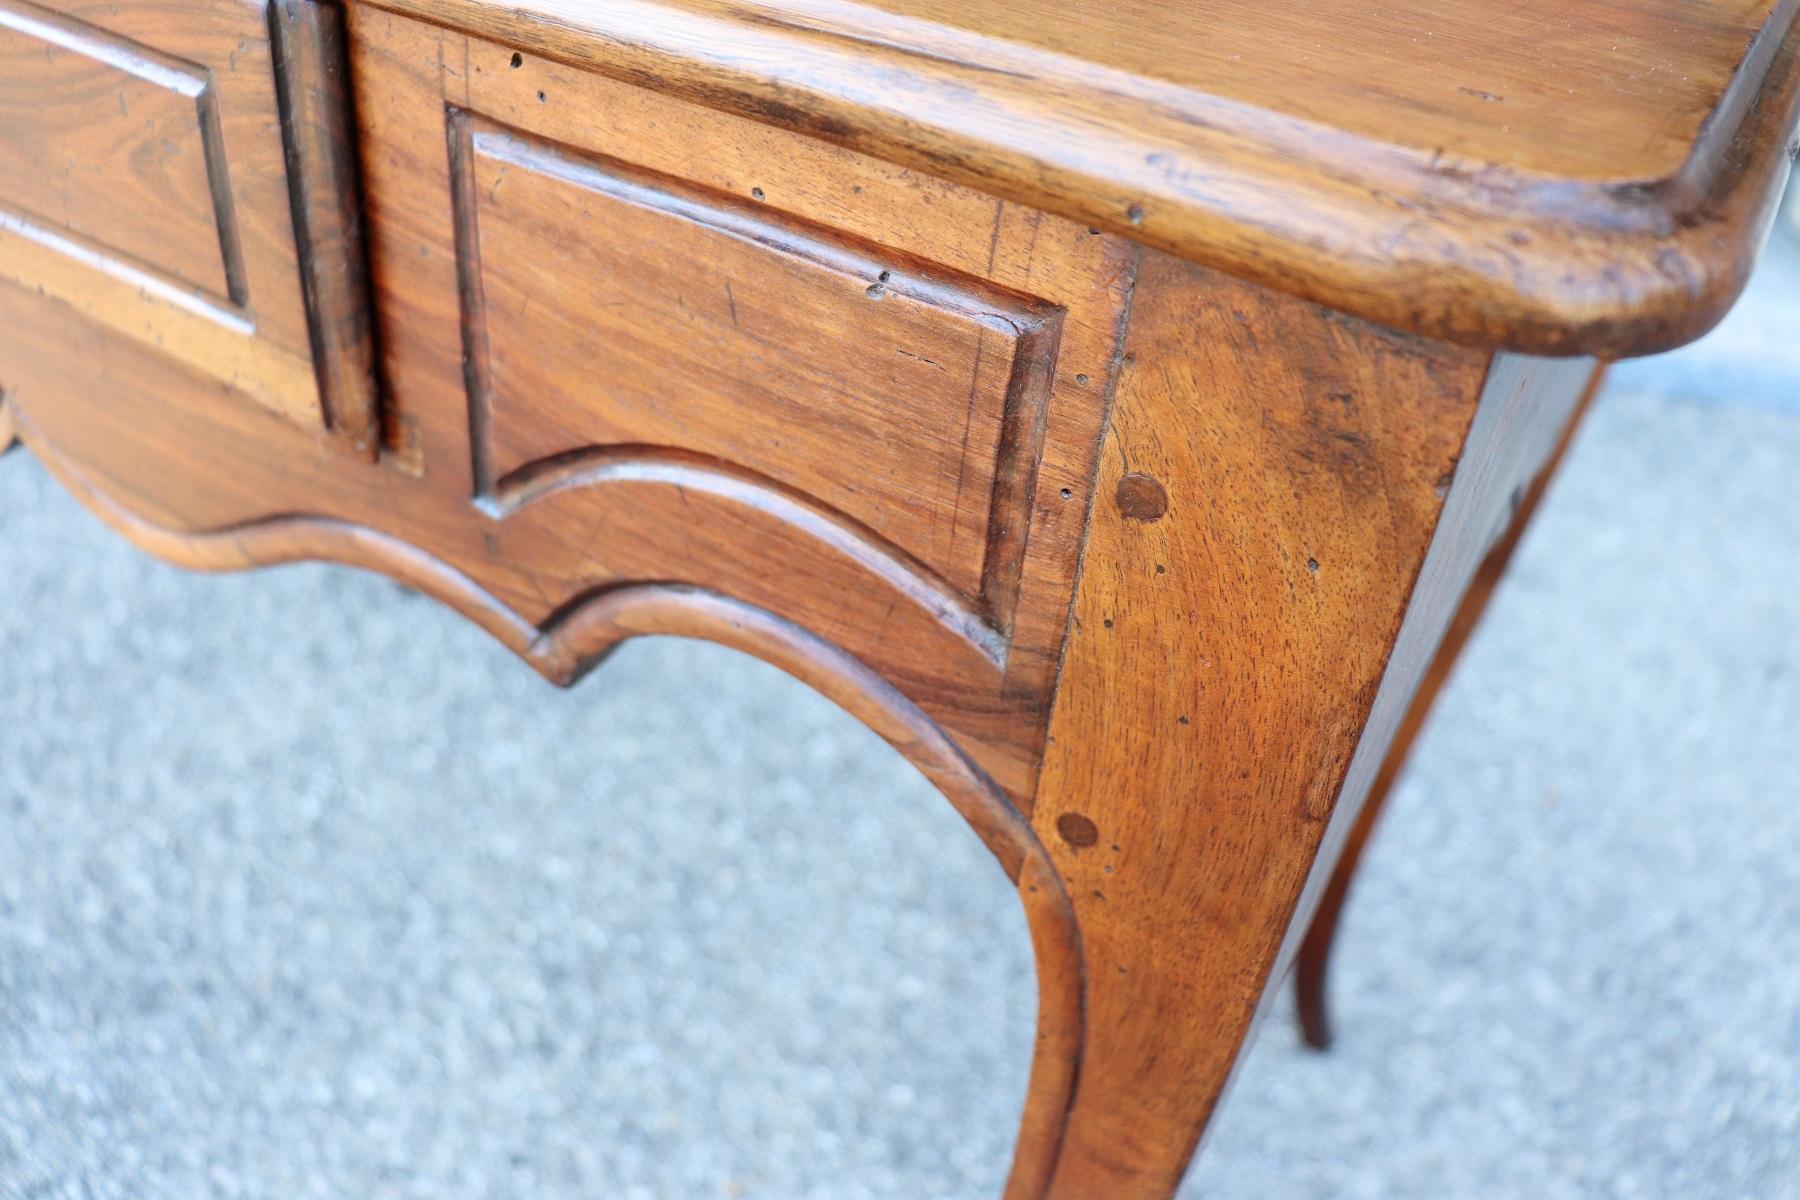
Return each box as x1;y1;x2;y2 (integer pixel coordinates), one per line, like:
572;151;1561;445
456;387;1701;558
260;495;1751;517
0;0;378;449
352;7;1138;804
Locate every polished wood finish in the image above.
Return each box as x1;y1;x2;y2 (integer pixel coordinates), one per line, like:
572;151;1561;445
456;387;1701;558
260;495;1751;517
349;7;1135;804
2;0;1796;1195
270;0;383;455
856;0;1781;182
0;0;378;444
372;0;1800;356
1029;256;1595;1196
448;110;1045;600
1293;371;1604;1051
0;1;238;303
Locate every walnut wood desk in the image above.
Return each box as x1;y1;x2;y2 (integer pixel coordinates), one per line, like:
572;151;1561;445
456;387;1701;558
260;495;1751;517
2;0;1796;1194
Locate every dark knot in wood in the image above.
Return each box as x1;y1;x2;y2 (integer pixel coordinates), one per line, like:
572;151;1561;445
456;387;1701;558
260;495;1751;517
1115;472;1168;521
1056;811;1100;848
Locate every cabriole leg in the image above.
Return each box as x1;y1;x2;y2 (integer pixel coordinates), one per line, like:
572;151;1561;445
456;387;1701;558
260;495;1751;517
1014;253;1595;1197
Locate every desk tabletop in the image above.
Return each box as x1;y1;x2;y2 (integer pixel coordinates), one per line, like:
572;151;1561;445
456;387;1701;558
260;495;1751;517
376;0;1800;356
855;0;1785;187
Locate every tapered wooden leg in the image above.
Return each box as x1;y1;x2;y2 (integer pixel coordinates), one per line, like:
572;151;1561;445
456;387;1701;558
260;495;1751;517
1293;378;1600;1049
1017;254;1597;1197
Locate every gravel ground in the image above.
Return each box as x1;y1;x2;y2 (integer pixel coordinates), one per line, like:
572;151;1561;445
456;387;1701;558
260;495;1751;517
2;383;1797;1199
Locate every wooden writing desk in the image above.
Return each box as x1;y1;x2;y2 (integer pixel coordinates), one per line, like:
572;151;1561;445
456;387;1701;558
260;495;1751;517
3;0;1797;1193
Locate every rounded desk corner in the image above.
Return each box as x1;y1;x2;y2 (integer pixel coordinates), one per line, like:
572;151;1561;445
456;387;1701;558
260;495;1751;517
1478;128;1800;362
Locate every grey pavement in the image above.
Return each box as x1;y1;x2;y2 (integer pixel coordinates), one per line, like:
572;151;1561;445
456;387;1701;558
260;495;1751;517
3;270;1799;1196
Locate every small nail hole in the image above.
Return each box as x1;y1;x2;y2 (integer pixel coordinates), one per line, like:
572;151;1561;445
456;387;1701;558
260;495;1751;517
536;90;546;102
1126;204;1145;224
1075;373;1090;385
1059;487;1073;499
751;187;764;200
509;51;522;68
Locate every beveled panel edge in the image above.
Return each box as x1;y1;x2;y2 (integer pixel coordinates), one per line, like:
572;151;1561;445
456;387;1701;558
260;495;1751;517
0;219;326;422
489;443;1010;666
371;0;1800;358
0;0;250;318
342;3;1127;805
443;104;1067;648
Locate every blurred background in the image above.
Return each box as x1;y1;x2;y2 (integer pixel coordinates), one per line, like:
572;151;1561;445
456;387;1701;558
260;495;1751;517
1;188;1796;1200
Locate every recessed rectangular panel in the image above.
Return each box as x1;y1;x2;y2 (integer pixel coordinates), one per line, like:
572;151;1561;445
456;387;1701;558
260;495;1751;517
452;115;1055;601
0;0;239;306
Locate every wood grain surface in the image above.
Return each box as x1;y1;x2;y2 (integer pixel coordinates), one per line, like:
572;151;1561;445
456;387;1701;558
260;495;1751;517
0;1;1789;1195
348;7;1138;804
368;0;1800;357
0;0;382;442
0;0;237;302
1026;253;1595;1197
833;0;1786;185
447;108;1054;603
270;0;383;455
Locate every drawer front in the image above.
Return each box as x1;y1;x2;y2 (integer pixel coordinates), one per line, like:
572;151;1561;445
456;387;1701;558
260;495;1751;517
0;5;237;305
352;9;1137;800
448;110;1060;603
0;0;376;451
